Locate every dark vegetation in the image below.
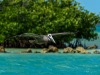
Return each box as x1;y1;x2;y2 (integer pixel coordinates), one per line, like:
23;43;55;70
0;0;100;48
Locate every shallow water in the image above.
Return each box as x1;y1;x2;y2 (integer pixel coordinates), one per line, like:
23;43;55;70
0;49;100;75
0;25;100;75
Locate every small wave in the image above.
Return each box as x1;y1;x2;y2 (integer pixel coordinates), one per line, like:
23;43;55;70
55;65;72;69
0;70;5;73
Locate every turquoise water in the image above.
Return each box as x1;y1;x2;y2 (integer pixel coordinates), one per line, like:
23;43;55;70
0;25;100;75
1;52;100;75
0;52;100;75
96;25;100;32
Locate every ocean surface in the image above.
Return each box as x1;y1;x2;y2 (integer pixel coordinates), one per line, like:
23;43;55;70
0;25;100;75
0;50;100;75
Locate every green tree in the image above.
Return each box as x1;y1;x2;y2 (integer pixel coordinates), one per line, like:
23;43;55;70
0;0;100;46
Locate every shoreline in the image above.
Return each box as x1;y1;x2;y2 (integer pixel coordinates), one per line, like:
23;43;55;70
3;48;100;54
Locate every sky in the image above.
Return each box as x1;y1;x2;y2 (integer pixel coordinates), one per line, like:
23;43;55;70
76;0;100;14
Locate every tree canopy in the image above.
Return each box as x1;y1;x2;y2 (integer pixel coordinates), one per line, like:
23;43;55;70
0;0;100;44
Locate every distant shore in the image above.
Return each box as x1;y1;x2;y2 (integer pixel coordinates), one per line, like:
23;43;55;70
3;47;100;54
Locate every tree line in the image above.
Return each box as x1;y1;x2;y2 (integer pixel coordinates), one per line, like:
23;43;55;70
0;0;100;48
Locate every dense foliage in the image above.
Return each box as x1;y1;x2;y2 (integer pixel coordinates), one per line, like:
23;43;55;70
0;0;100;44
